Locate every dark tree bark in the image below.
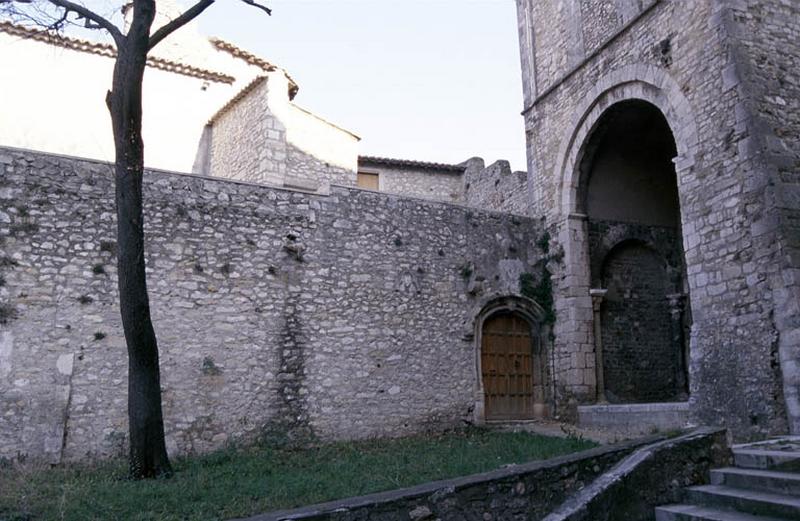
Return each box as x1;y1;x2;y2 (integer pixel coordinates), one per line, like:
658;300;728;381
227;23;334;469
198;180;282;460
106;0;171;479
4;0;270;480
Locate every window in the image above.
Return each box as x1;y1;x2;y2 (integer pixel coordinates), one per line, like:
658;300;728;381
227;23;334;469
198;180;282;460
357;172;379;190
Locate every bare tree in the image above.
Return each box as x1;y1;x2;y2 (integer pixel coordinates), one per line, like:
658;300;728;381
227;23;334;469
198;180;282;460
1;0;270;479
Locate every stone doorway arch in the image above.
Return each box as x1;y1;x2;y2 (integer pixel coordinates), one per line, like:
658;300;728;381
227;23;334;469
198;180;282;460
551;65;699;408
473;296;549;423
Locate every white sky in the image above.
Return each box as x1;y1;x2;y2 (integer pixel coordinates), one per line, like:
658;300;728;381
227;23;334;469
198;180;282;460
197;0;527;171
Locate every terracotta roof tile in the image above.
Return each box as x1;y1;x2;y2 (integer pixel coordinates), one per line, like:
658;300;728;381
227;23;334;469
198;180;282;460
0;21;235;84
359;156;466;173
209;37;298;99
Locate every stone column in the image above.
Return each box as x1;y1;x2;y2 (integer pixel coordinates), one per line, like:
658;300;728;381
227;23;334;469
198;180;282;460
667;293;688;398
590;288;608;403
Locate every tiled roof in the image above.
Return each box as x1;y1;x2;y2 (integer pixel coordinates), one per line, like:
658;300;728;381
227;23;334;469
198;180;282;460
0;21;235;84
359;156;466;173
209;37;277;71
209;37;299;100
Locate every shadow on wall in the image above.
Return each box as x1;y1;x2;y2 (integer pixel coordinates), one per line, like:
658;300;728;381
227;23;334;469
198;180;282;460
196;72;361;193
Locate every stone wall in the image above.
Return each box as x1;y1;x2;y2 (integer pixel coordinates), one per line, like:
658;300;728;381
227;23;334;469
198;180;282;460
516;0;793;438
722;0;800;435
353;157;530;213
236;434;673;521
464;158;529;215
514;0;656;103
356;158;465;203
543;428;729;521
0;146;548;463
207;73;358;192
285;144;353;191
587;221;683;287
208;76;285;186
599;242;681;402
588;221;687;403
579;0;621;53
281;102;359;189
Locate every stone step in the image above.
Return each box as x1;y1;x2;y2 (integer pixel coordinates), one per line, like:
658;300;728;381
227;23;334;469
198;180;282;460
655;504;790;521
711;467;800;496
686;485;800;519
577;401;689;436
733;449;800;471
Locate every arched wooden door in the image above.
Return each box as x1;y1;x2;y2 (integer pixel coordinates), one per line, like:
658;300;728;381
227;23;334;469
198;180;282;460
481;313;540;421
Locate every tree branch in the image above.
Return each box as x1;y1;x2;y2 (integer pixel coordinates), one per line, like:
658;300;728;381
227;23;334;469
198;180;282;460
148;0;271;52
147;0;215;51
47;8;68;30
45;0;123;45
239;0;271;16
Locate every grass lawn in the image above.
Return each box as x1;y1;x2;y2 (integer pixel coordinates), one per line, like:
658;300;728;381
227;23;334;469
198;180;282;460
0;428;596;521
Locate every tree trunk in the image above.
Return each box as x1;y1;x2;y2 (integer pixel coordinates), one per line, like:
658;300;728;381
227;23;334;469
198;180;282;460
107;0;172;479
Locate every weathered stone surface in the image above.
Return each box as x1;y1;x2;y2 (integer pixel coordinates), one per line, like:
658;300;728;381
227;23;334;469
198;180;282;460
0;146;548;462
464;158;528;216
208;75;356;191
355;157;529;212
544;428;729;521
515;0;800;439
577;402;690;435
357;158;466;203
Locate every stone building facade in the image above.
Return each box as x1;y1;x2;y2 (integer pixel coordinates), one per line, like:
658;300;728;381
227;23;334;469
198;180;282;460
356;156;529;212
1;0;798;464
0;17;264;174
357;156;467;203
201;74;359;192
515;0;800;438
463;157;529;216
0;147;549;462
0;10;360;191
0;14;523;205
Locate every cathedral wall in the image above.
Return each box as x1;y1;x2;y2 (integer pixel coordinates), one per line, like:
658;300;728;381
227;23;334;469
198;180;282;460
723;0;800;434
0;146;548;462
518;0;790;438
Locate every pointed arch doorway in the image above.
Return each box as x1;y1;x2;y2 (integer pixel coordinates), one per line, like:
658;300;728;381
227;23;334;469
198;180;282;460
475;297;548;422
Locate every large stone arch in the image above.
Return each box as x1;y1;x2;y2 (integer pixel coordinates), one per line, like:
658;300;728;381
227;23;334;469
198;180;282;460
550;64;699;410
471;295;549;423
556;64;700;217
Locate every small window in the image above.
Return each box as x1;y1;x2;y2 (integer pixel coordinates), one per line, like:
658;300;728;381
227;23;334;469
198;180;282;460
357;172;379;190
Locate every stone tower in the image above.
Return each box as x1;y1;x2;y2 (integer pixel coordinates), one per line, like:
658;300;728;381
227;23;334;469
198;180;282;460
515;0;800;439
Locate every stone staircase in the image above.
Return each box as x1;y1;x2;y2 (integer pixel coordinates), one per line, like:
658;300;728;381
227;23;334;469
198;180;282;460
656;438;800;520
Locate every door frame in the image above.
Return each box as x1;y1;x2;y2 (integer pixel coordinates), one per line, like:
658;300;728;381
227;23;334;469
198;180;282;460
473;296;549;424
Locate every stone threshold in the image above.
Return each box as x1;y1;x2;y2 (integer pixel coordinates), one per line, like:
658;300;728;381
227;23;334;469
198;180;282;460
577;401;691;436
578;401;690;413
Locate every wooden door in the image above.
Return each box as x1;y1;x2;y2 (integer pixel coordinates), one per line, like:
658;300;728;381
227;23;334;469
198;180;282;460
481;314;536;420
